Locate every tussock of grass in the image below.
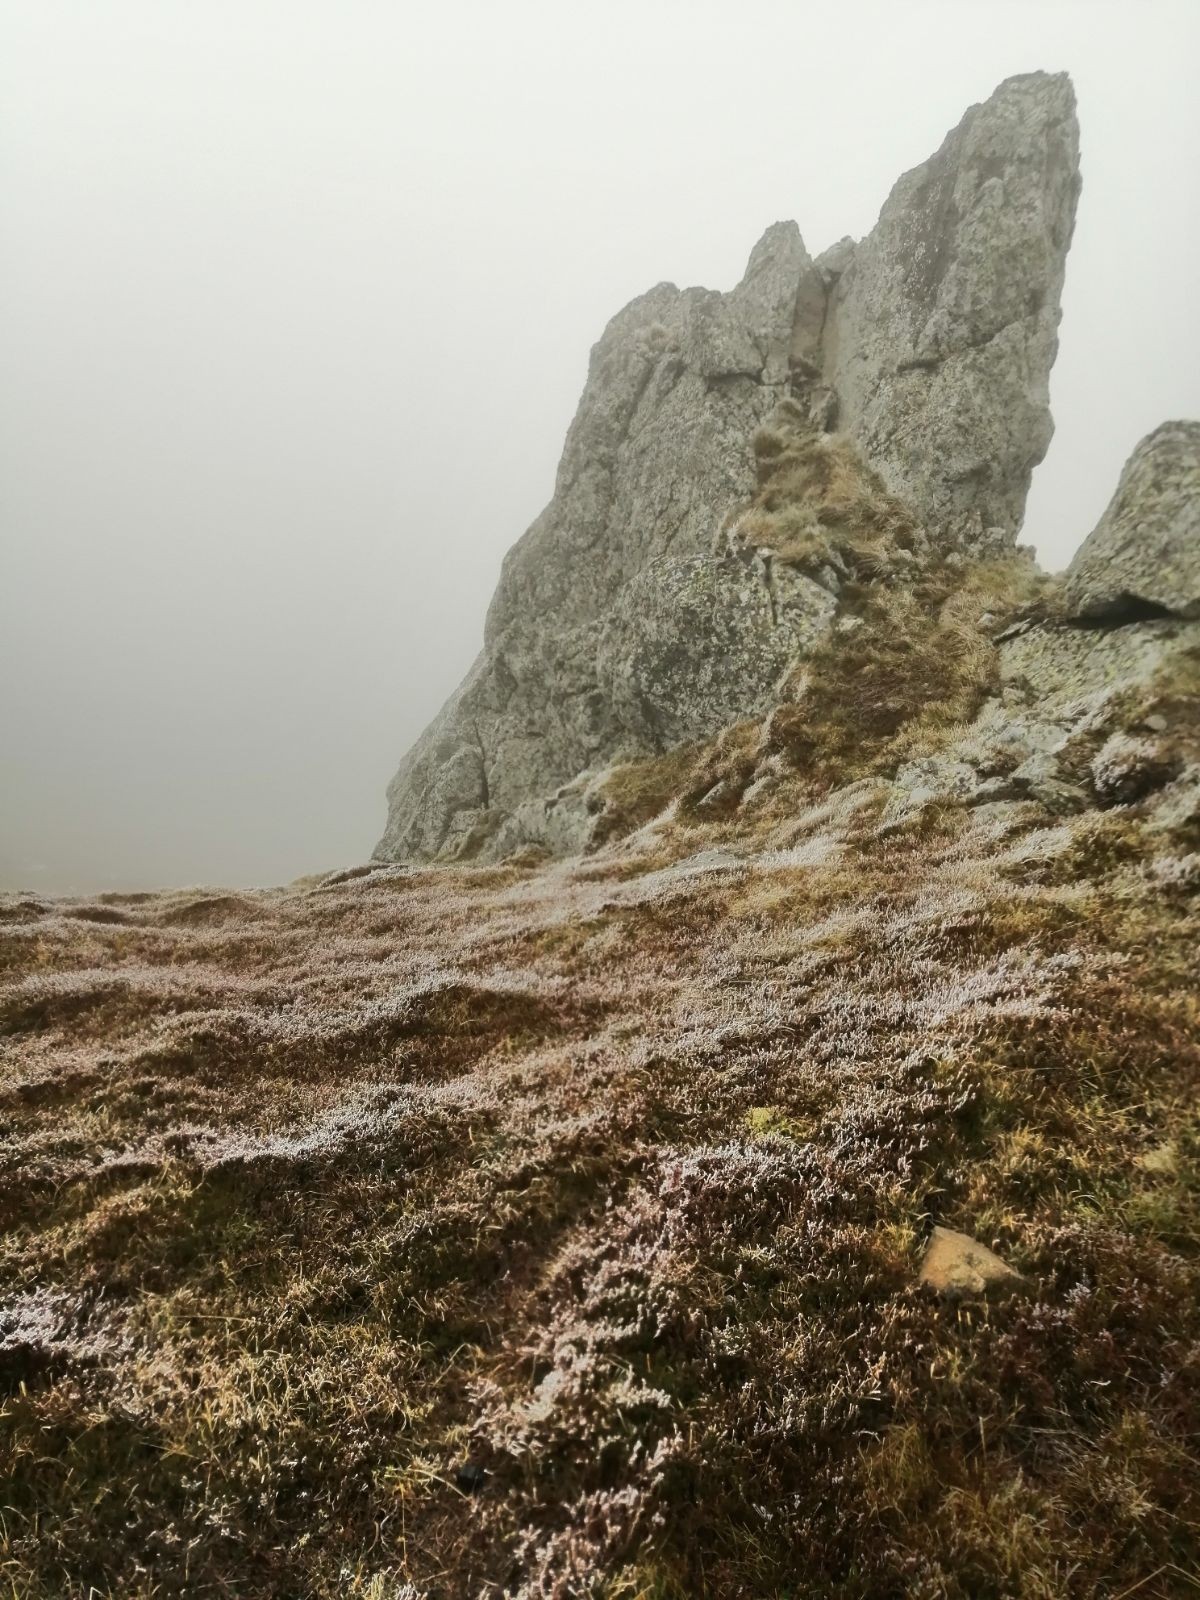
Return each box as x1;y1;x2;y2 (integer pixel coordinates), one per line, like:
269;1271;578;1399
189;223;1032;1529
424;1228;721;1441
740;400;922;583
590;741;703;845
775;553;1061;788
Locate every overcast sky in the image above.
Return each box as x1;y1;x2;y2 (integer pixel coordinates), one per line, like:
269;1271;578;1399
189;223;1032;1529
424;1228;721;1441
2;1;1198;895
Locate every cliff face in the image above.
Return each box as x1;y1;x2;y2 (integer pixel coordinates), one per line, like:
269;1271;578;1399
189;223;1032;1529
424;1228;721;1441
827;71;1080;545
376;72;1081;865
377;221;833;863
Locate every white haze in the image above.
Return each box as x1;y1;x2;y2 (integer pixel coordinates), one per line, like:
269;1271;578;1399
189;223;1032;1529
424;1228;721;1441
2;0;1198;894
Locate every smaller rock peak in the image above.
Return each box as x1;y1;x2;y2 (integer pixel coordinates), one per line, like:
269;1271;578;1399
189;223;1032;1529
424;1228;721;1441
993;67;1075;95
739;220;805;285
1145;418;1200;449
1065;419;1200;622
965;69;1077;128
814;237;855;280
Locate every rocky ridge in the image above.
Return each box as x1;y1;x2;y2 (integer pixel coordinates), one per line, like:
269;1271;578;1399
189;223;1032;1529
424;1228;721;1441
377;71;1082;865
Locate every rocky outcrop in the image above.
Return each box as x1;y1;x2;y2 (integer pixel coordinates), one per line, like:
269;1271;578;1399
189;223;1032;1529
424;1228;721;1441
1065;421;1200;620
600;547;836;752
376;73;1080;864
877;608;1200;836
377;225;834;863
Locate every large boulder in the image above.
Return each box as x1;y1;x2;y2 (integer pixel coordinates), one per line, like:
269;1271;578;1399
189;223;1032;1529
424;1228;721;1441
1065;421;1200;621
376;74;1081;864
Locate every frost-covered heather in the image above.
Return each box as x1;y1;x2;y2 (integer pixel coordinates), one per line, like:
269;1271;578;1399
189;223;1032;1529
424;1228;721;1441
0;744;1197;1598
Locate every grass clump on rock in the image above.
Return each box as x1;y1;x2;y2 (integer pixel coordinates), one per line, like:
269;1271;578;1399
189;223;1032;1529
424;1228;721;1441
739;399;923;584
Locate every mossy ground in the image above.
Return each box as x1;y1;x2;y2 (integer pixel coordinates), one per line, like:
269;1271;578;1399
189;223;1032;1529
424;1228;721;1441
2;726;1198;1597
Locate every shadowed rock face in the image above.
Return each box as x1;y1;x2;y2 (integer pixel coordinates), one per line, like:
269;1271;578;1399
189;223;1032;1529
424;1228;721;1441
377;73;1081;865
1065;421;1200;621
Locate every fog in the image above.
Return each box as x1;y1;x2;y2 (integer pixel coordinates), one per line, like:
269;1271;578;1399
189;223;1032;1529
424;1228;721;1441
2;1;1198;895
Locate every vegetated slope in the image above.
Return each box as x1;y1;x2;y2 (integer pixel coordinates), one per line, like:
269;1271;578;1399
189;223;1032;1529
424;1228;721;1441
2;553;1198;1597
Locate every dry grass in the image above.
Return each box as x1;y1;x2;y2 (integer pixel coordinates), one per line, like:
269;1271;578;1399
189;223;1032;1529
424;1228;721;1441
1;730;1198;1597
739;402;922;583
590;743;704;846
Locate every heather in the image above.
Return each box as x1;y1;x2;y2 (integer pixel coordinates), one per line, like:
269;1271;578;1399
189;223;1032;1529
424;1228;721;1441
2;637;1198;1596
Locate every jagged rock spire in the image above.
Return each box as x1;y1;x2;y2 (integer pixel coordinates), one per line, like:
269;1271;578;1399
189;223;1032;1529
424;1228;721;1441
376;73;1081;864
828;71;1080;548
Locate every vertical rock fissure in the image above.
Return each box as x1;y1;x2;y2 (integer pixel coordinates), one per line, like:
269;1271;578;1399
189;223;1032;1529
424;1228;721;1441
758;551;779;627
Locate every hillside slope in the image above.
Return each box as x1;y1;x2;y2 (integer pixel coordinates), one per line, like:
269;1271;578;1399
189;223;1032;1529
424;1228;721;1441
3;536;1198;1594
5;67;1200;1600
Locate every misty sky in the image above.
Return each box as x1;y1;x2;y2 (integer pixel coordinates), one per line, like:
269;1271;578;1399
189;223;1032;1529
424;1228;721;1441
2;1;1198;895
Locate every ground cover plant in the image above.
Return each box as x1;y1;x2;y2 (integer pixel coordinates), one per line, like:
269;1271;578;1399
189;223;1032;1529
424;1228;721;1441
2;570;1199;1596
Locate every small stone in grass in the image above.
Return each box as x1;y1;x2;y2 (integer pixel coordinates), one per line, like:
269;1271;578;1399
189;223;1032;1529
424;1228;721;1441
919;1226;1024;1298
454;1462;488;1494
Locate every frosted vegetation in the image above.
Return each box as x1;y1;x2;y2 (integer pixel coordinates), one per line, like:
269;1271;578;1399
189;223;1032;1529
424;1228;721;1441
2;564;1197;1595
